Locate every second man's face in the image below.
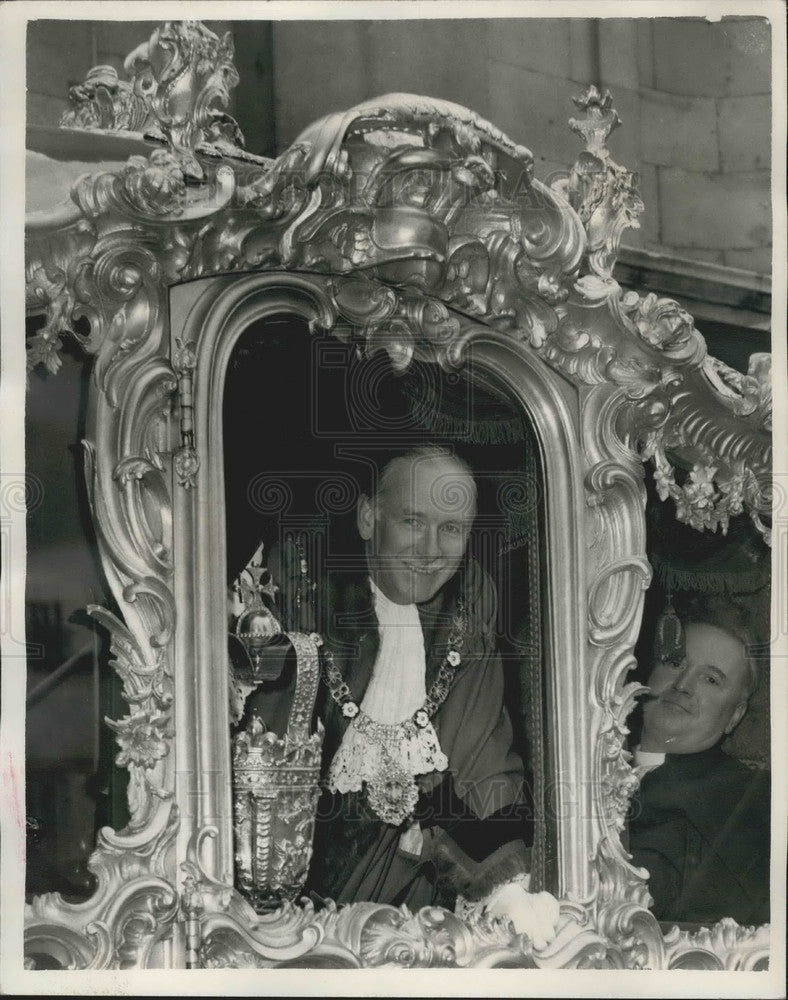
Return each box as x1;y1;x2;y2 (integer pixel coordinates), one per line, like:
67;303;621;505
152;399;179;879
358;454;476;605
641;622;751;754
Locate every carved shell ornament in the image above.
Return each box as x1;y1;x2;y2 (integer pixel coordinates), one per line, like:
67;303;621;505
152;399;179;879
22;19;771;973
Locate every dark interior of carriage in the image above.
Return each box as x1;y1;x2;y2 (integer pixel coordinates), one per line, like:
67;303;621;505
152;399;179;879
222;315;554;892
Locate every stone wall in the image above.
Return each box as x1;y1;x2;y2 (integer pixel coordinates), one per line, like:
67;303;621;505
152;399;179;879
271;16;772;274
26;16;773;274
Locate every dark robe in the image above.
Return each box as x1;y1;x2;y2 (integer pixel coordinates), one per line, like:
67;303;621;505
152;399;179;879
236;554;532;909
628;744;770;926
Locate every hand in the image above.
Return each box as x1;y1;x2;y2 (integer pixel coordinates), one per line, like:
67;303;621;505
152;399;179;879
485;884;560;950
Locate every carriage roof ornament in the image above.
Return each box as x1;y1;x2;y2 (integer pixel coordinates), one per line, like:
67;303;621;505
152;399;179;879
552;84;644;281
59;20;268;178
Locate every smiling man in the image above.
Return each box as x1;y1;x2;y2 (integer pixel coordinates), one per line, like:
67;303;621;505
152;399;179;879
640;621;752;755
628;604;770;926
231;444;559;946
357;448;477;606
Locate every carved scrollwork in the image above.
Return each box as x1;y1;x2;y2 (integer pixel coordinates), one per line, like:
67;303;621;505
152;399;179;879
587;558;652;644
113;457;173;570
61;21;253;178
593;894;662;970
661;918;770;971
26;224;100;374
640;431;768;540
191;892;614;969
703;352;772;429
616;290;705;363
24;920;114;971
542;284;770;542
60;64;149;134
85;601;173;823
330;274;462;372
195;892;767;972
25;804;181;969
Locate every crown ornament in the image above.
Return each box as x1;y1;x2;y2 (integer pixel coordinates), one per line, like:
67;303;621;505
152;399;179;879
232;543;285;683
232;620;324;910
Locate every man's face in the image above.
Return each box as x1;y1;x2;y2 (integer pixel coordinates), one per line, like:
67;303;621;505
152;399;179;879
357;454;476;605
641;622;750;754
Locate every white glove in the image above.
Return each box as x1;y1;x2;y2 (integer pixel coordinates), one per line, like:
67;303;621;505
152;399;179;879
484;883;560;950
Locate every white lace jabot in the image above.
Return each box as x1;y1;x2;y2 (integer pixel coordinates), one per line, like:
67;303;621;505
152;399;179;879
361;580;427;721
326;580;448;799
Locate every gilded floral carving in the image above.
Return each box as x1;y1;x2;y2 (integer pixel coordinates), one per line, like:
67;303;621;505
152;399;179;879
108;710;173;770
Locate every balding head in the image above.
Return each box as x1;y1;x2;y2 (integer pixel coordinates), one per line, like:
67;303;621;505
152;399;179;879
357;446;476;604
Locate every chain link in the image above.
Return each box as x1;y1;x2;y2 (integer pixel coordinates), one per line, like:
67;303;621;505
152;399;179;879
321;598;467;720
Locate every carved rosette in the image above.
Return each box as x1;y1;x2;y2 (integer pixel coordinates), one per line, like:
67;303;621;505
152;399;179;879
24;20;772;972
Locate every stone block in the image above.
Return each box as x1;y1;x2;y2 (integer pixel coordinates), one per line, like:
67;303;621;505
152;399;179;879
488;61;581;168
652;16;771;97
26;91;68;129
273;21;367;150
661;245;726;265
367;20;489;116
487;19;571;79
718;95;771;171
641;90;718;172
638;239;676;259
659;168;771;249
26;20;94;98
636;19;655;89
653;19;732;96
724;17;771;96
95;21;160;61
568;20;595;87
724;247;773;274
233;23;275;158
598;20;640;90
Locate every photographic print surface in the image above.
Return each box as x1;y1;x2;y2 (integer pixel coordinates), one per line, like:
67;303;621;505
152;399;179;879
2;3;785;995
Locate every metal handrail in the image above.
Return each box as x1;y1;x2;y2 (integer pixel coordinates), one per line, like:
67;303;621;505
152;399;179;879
26;643;94;707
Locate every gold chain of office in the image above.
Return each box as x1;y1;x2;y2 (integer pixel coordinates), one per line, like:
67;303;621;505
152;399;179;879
315;599;467;724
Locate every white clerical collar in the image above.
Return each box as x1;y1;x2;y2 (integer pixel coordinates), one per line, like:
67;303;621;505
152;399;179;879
633;745;666;769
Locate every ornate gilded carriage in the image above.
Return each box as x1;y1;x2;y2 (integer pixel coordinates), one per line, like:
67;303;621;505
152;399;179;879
22;21;772;972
